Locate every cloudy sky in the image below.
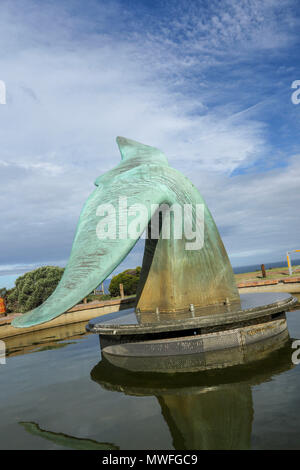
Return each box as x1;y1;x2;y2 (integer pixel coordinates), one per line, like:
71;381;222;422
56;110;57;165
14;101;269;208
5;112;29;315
0;0;300;288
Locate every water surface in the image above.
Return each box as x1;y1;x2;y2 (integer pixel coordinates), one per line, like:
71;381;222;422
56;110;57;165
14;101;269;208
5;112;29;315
1;311;300;450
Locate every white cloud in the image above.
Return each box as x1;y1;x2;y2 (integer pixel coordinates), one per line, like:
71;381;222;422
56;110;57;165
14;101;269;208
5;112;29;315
0;0;299;279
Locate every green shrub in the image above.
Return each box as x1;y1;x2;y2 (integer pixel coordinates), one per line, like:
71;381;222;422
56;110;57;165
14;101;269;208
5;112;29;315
86;293;112;302
98;294;112;301
109;267;141;297
5;288;18;313
6;266;64;313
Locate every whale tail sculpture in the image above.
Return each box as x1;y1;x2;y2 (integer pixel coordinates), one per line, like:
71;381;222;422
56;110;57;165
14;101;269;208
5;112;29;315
12;137;240;328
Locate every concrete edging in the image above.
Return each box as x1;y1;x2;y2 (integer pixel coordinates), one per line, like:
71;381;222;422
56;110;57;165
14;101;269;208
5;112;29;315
0;297;136;340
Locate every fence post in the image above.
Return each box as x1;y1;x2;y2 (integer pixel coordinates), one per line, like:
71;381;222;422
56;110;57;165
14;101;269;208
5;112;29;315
119;283;124;299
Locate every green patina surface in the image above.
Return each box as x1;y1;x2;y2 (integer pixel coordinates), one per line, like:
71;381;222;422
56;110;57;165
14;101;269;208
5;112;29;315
12;137;239;328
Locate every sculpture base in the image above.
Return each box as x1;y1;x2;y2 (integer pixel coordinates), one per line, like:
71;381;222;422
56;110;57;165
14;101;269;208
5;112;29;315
86;293;297;373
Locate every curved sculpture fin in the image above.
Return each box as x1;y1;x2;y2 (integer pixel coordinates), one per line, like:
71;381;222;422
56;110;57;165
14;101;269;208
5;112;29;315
116;136;169;165
12;175;161;328
12;137;239;328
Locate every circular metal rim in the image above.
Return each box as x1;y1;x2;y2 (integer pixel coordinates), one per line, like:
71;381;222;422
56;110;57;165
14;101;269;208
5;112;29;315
87;294;297;336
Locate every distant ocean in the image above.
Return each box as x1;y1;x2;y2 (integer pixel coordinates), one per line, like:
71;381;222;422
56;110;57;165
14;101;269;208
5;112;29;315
232;259;300;274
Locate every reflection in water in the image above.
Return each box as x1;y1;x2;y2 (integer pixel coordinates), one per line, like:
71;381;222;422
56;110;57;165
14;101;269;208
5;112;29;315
158;385;253;450
19;421;119;450
2;311;298;450
91;337;294;450
5;321;89;357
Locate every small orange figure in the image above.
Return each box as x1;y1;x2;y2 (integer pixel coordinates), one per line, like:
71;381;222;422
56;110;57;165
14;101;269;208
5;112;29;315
0;297;6;315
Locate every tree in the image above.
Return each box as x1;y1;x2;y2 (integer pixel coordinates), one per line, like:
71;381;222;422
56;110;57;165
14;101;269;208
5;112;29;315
109;267;141;297
0;288;7;298
6;266;64;313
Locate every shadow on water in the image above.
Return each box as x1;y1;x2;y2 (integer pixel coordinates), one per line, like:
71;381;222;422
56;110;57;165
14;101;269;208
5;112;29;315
90;336;295;450
19;422;119;450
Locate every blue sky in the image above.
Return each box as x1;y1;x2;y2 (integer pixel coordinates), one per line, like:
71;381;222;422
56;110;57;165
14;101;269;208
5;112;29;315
0;0;300;289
